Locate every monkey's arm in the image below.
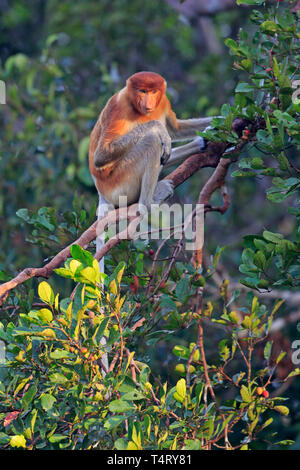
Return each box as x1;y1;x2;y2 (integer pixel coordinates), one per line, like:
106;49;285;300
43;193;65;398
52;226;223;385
94;120;169;168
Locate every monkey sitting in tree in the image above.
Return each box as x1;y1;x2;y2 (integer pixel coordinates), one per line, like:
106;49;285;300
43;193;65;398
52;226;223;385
89;71;213;213
88;71;214;378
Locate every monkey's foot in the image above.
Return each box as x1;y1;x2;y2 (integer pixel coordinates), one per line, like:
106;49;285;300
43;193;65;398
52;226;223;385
152;179;174;204
192;136;207;151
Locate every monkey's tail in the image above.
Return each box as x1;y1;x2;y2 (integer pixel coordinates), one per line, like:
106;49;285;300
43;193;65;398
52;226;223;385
96;192;109;273
96;193;110;395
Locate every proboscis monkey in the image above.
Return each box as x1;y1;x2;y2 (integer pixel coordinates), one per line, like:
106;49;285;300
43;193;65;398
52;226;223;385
89;71;213;271
89;72;213;382
89;71;212;213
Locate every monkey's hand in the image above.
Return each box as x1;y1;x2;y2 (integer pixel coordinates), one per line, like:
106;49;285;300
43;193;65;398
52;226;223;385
151;121;171;165
160;134;172;165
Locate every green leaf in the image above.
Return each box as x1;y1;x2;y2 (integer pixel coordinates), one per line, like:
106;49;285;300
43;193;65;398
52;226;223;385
5;53;28;73
9;435;26;448
175;277;190;299
37;308;53;324
274;406;289;416
250;157;264;169
108;399;134;413
225;38;238;52
22;385;38;408
49;434;68;443
49;349;70;359
79;267;97;284
16;208;30;222
254;251;266;269
41;394;56;411
46;33;60;47
276;351;286;364
70;244;94;267
183;439;202;450
262;231;284;244
229;311;239;324
173;391;184;403
104;415;129;430
264;341;272;361
275;440;295;446
0;433;10;445
53;267;74;279
240;385;252;403
235;82;254;93
219;339;230;362
260;20;281;35
121;390;145;401
237;0;265;4
176;378;186;400
114;438;128;450
260;417;273;431
286;368;300;379
38;281;54;305
173;345;190;359
93;317;110;345
49;373;68;384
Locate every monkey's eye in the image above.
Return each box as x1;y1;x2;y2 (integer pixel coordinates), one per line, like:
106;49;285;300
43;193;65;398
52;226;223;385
151;90;157;94
140;89;147;94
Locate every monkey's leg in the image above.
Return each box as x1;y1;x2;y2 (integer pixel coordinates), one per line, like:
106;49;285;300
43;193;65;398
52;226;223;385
152;136;208;202
134;132;171;210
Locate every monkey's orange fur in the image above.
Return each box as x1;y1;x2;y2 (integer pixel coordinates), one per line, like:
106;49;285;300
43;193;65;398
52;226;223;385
89;72;177;199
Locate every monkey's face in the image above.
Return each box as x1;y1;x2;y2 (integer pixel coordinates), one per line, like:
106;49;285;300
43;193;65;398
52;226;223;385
127;72;166;115
135;89;160;115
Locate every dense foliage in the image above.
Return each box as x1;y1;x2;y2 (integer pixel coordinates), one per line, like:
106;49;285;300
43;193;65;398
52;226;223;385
0;0;300;450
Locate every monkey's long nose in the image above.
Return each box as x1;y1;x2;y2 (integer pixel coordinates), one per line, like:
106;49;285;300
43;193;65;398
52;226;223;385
144;96;154;113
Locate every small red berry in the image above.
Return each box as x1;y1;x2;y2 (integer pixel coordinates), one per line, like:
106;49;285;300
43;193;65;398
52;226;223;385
262;389;269;398
148;249;154;256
